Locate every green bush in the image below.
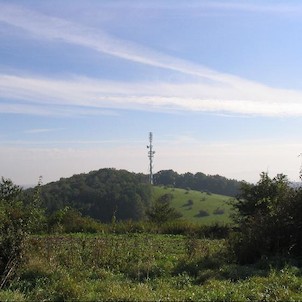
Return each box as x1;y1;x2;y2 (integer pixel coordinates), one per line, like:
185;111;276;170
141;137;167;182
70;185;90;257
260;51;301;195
196;209;209;217
213;207;225;215
160;220;197;235
197;223;230;239
48;207;104;234
229;172;302;264
0;179;29;288
0;178;47;289
147;193;182;224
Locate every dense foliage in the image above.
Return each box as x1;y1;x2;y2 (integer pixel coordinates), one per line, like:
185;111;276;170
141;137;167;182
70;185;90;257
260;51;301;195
0;177;45;289
230;172;302;264
154;169;240;196
31;169;152;223
146;193;183;223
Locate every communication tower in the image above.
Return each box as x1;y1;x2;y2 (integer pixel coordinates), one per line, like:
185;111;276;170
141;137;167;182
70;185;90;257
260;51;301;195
147;132;155;184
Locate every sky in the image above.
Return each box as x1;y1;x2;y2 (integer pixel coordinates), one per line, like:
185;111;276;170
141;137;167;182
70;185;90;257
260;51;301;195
1;0;302;185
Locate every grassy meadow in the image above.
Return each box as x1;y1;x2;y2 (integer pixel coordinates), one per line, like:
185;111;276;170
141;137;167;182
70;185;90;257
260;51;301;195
2;233;302;301
153;186;233;224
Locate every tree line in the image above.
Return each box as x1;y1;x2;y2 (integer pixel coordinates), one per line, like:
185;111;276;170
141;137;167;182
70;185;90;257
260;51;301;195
27;169;152;223
22;168;240;224
154;169;240;196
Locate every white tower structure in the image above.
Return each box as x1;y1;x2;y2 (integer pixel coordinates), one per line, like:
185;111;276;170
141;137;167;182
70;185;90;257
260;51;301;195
147;132;155;184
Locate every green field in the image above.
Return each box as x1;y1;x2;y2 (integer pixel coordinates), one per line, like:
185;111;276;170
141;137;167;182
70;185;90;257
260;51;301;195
2;233;302;301
153;186;234;224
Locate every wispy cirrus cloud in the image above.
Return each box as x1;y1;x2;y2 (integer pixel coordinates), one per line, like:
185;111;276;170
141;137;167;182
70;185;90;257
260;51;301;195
199;1;302;15
1;4;302;117
0;3;271;83
24;128;63;134
1;73;302;117
0;98;118;117
82;1;302;16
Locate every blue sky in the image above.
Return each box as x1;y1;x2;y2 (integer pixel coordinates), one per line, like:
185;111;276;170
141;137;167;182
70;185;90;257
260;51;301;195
1;0;302;185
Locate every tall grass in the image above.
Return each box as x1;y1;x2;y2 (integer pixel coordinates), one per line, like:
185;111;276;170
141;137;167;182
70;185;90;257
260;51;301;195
2;233;302;301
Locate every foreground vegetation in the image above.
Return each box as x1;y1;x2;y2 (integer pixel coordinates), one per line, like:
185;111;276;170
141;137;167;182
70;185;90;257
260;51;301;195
2;171;302;300
3;233;302;301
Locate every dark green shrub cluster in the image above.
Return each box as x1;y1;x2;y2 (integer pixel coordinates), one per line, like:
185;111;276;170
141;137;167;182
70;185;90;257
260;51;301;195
213;207;225;215
183;199;194;207
48;207;105;234
0;178;46;288
146;193;182;224
230;173;302;264
199;223;230;239
196;209;209;217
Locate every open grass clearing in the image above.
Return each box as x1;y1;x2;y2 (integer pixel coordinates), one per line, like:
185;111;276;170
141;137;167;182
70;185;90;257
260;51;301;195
153;186;234;224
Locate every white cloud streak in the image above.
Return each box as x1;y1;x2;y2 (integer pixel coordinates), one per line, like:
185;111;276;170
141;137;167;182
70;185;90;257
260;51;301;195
2;73;302;117
1;4;302;116
0;3;241;84
82;1;302;16
0;99;118;117
200;1;302;15
24;128;62;134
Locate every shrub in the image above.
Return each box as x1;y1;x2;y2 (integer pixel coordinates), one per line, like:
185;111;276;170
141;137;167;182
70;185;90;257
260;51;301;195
187;199;194;206
48;207;103;233
147;194;182;224
110;220;155;234
196;209;209;217
0;178;45;288
160;220;197;235
0;219;27;287
183;199;194;207
229;172;302;264
197;223;231;239
213;207;225;215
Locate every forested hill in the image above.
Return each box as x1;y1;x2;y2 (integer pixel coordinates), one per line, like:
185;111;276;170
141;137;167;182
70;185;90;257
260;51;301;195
154;170;240;197
26;168;240;223
34;169;152;222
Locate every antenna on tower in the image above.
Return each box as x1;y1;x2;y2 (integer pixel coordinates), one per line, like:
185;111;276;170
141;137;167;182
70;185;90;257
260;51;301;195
298;153;302;180
147;132;155;184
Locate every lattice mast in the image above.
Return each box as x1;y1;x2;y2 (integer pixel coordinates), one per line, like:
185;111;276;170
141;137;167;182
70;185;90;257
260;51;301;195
147;132;155;184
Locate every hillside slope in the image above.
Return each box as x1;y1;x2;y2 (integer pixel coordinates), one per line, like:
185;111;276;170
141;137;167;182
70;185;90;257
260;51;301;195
153;186;234;224
25;168;238;224
154;170;240;196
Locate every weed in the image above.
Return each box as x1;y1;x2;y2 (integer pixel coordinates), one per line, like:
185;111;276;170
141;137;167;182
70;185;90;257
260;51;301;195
4;233;302;301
